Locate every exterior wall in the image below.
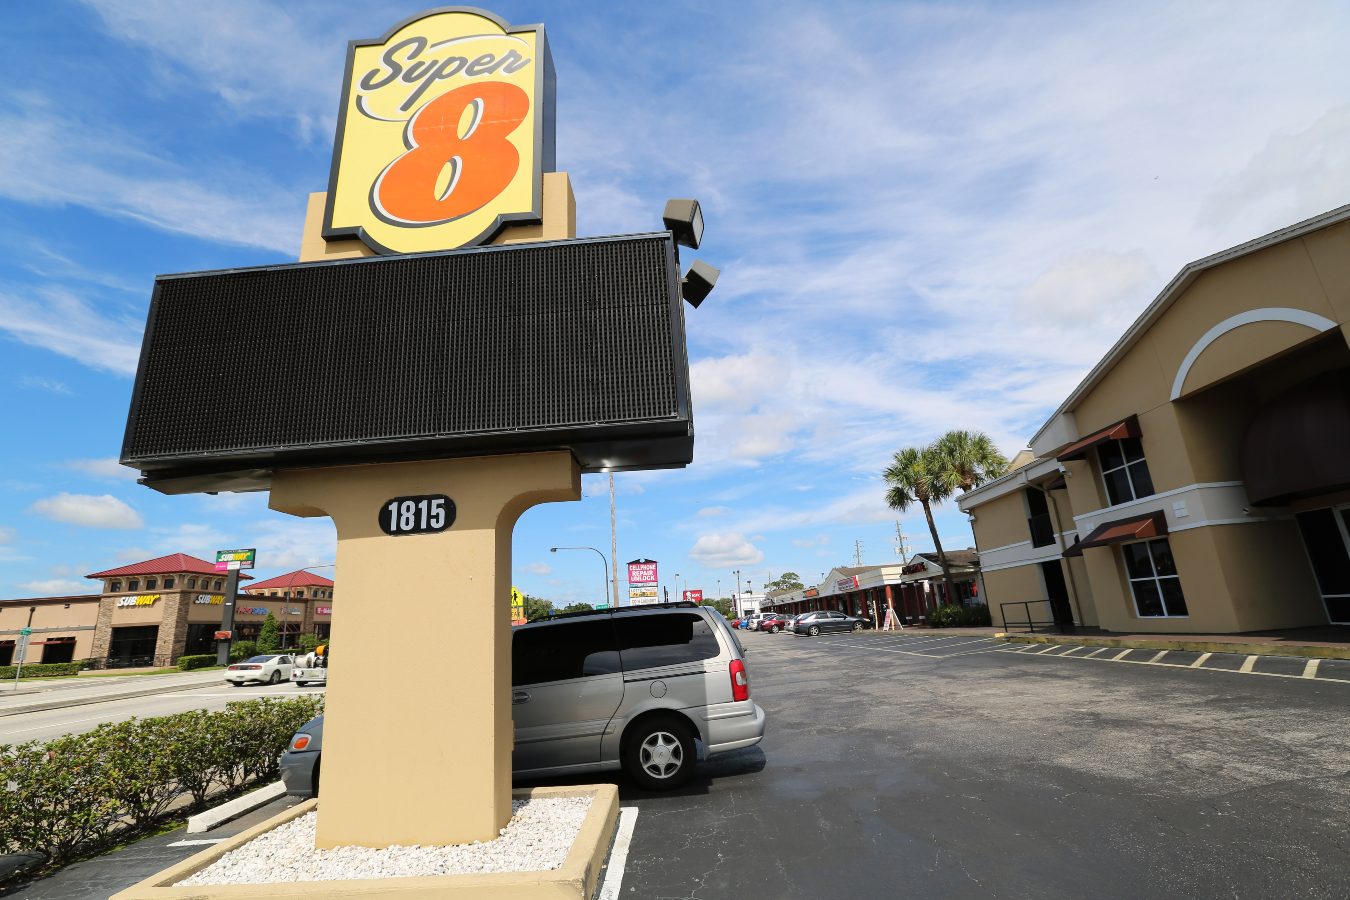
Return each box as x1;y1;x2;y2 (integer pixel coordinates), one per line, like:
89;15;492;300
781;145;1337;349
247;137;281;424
981;565;1047;628
0;598;100;662
972;490;1031;550
1064;555;1098;627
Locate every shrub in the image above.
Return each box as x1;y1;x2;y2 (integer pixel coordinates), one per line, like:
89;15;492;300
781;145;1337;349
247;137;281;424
0;695;324;868
928;603;993;628
176;655;217;671
256;613;280;654
0;662;83;679
228;640;257;662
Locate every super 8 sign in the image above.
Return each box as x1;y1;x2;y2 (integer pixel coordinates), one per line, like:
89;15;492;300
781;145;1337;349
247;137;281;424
324;7;554;255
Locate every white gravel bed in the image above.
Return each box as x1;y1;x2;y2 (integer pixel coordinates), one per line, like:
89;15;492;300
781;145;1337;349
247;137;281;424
179;797;591;885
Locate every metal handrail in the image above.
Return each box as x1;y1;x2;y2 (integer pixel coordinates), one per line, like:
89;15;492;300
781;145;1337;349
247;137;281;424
999;600;1058;634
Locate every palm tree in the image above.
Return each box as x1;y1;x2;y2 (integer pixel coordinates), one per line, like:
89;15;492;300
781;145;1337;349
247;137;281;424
883;445;959;606
933;430;1009;494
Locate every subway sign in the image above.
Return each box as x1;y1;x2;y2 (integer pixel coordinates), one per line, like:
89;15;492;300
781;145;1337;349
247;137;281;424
117;594;160;608
324;7;555;255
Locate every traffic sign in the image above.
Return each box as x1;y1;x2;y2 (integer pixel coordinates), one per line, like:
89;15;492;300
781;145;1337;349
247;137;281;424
19;627;31;636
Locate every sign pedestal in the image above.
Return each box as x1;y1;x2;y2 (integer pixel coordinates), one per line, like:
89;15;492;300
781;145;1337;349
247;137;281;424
269;451;580;848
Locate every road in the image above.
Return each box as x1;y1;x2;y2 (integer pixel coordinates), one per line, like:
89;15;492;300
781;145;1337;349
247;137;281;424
0;680;324;745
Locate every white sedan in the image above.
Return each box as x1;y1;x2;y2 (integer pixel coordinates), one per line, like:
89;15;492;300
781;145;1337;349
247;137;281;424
225;654;295;686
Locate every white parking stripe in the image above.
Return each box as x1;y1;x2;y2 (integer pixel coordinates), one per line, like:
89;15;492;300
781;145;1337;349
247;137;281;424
1084;648;1107;658
1146;651;1168;664
167;838;224;847
598;806;639;900
1239;655;1258;673
1303;659;1321;679
1189;652;1212;668
1111;650;1131;660
1035;645;1059;654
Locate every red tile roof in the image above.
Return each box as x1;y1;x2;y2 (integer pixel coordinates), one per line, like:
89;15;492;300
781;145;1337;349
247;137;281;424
86;553;253;580
245;570;336;591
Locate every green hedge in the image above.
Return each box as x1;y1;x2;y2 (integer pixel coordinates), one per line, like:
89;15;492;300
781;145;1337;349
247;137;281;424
176;654;218;671
928;603;993;628
0;662;83;680
0;695;323;868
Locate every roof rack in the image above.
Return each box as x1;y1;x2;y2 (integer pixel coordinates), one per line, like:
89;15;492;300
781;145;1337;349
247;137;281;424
524;600;700;624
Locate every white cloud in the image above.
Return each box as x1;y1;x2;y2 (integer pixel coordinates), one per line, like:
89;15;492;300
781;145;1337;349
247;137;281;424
30;493;143;529
689;532;764;567
0;287;143;375
519;562;552;575
20;375;72;395
792;534;830;549
696;506;730;518
18;578;89;596
67;458;139;480
0;526;14;544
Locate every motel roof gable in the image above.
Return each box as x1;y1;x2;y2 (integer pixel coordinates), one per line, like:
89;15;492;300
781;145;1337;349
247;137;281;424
1027;201;1350;456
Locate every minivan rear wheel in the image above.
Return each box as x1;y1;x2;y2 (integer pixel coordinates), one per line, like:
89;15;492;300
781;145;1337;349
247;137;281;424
622;716;695;791
808;625;820;636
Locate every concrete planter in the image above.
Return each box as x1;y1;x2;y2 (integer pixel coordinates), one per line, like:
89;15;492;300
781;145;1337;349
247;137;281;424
111;784;620;900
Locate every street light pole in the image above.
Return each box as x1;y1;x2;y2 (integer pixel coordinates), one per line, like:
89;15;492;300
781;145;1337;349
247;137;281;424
732;569;741;618
550;546;611;609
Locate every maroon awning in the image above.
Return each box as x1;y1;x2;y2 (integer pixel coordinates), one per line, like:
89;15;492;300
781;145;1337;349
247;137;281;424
1076;510;1167;550
1055;415;1141;462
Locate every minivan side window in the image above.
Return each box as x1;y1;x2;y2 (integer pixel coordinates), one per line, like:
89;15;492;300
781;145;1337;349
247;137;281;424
512;620;620;686
615;613;721;670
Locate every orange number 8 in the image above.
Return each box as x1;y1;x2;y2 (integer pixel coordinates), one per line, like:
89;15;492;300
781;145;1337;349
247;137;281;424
374;82;528;225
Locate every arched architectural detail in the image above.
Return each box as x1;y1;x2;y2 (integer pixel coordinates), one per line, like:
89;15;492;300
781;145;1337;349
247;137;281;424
1170;307;1337;400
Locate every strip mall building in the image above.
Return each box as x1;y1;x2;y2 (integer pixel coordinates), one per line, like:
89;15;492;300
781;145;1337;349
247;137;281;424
0;553;335;668
960;205;1350;634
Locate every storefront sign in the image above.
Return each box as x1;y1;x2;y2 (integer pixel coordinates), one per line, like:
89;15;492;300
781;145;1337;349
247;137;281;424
835;576;859;592
214;630;232;641
901;562;927;575
627;560;658;585
316;606;333;616
215;549;256;571
194;594;225;605
324;8;554;255
379;494;455;535
116;594;160;608
236;606;271;616
682;589;703;603
803;588;819;598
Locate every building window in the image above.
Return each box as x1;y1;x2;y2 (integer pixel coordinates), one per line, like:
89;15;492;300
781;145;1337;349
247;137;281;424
1098;437;1154;506
296;590;305;598
214;579;223;590
1026;487;1055;548
270;591;278;597
188;577;197;588
128;579;140;591
111;580;122;593
164;577;175;589
146;578;158;590
1123;538;1187;617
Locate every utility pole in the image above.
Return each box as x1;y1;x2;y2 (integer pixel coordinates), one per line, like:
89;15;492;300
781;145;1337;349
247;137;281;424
894;522;910;560
609;473;619;608
853;539;864;566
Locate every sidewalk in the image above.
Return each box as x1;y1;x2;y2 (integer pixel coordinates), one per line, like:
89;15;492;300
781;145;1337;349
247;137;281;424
0;670;224;718
999;625;1350;660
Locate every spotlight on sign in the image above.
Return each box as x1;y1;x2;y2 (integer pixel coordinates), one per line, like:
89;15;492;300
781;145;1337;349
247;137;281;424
662;198;704;250
681;259;720;308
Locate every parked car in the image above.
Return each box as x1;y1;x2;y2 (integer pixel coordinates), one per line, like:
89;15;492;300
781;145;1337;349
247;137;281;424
758;614;790;633
281;603;765;796
225;654;294;686
792;611;868;636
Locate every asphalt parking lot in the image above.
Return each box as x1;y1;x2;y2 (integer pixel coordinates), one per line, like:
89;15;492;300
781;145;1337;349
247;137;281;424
8;630;1347;899
606;629;1350;899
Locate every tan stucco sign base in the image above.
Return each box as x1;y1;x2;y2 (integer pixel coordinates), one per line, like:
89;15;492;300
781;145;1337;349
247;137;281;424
109;785;620;899
269;452;581;847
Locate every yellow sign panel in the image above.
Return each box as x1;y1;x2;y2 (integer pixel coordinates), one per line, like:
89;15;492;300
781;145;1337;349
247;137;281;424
510;586;526;625
324;8;555;255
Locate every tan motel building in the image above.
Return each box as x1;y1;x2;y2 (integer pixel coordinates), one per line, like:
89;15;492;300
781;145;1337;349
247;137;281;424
959;204;1350;635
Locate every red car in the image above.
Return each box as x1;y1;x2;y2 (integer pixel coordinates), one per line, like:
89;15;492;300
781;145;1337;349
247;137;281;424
757;614;791;633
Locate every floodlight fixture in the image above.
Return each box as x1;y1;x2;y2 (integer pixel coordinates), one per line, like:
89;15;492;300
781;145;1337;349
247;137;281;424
663;198;704;250
681;259;719;308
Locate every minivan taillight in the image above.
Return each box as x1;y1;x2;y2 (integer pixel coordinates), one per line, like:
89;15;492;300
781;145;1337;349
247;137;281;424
729;658;750;702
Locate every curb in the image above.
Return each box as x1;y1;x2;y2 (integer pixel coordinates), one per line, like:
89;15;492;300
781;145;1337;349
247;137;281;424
187;781;287;834
1000;633;1350;660
0;678;221;718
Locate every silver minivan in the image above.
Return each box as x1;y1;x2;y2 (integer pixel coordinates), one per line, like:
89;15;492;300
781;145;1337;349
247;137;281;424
281;603;765;794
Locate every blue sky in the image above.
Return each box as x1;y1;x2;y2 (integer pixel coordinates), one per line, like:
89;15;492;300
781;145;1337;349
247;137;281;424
3;1;1350;605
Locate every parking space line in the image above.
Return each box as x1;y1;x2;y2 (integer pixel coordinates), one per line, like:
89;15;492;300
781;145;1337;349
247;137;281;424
1147;651;1168;663
1303;659;1321;679
1111;650;1131;660
1057;646;1082;656
1035;645;1059;654
167;838;224;847
1239;655;1258;673
598;806;639;900
1083;648;1107;658
1189;652;1212;668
